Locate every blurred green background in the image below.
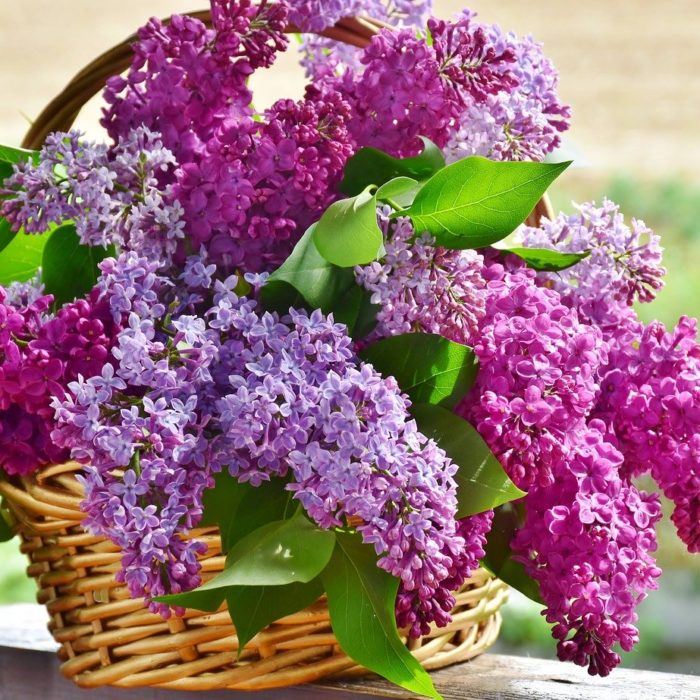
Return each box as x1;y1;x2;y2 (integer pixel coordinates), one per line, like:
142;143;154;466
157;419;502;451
0;0;699;678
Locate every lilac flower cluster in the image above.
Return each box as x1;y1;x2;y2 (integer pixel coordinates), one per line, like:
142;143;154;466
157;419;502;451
445;14;571;162
0;285;118;475
1;128;183;258
458;253;607;490
358;216;665;675
206;278;480;636
517;200;698;552
324;17;518;157
356;212;487;344
47;251;486;632
101;1;355;272
517;199;666;329
512;425;662;676
52;254;214;609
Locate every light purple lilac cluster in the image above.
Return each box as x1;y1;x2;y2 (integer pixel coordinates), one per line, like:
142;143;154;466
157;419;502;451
1;128;183;258
355;211;487;344
445;12;571;162
51;253;215;609
47;251;485;632
355;216;670;676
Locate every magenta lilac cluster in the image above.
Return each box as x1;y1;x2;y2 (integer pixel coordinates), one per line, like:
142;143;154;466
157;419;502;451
354;209;683;676
0;285;118;476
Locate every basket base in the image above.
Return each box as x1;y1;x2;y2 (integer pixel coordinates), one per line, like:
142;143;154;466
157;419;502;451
1;464;508;691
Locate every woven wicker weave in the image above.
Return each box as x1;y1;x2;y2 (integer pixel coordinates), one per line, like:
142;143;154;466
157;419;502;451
0;8;564;692
0;463;508;690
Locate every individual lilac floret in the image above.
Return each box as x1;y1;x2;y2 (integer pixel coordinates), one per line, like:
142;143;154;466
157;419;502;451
1;128;184;259
516;199;665;329
355;213;487;345
512;424;662;677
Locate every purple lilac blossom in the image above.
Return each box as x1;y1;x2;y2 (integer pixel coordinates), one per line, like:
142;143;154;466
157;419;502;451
0;285;118;475
516;199;665;330
512;424;662;676
323;18;517;157
445;14;571;162
355;212;487;344
1;128;184;258
51;252;486;632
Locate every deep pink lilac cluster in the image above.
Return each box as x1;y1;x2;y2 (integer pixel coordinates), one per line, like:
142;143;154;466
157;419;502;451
356;217;670;675
0;286;118;476
101;1;355;272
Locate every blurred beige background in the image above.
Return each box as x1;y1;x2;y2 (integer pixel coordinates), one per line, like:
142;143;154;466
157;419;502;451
1;1;699;176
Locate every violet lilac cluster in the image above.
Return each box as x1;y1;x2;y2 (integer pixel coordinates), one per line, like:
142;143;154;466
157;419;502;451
355;216;667;676
1;128;183;259
48;251;485;633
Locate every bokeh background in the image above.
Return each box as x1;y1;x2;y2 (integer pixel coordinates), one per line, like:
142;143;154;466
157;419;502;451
1;0;698;675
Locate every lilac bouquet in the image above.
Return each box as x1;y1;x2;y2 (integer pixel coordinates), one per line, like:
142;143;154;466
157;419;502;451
0;1;696;696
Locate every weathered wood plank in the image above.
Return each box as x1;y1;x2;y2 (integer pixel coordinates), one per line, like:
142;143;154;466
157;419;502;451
1;604;698;700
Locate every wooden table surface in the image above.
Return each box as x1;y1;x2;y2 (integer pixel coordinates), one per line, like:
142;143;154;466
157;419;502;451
0;604;698;700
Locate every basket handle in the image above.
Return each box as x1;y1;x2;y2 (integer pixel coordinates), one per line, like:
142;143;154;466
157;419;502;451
21;11;384;150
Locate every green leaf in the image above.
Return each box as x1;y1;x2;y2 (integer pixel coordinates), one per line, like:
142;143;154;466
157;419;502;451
313;187;384;268
360;333;478;410
0;219;15;255
0;229;50;285
483;503;543;605
260;224;355;313
322;533;441;700
399;157;571;249
201;472;292;553
0;144;38;166
501;247;589;272
411;404;525;517
227;578;323;653
41;224;115;306
339;137;445;197
376;177;421;208
156;512;335;612
0;503;14;543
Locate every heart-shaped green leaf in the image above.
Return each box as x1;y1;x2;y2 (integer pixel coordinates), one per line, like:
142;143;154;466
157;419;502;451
227;578;323;653
400;157;571;249
313;187;384;268
156;512;335;612
340;137;445;197
411;403;525;517
323;533;442;700
502;247;589;271
360;333;478;410
41;224;114;306
261;224;355;313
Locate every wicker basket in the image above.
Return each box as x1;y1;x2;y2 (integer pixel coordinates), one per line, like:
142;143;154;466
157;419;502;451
0;8;560;693
0;463;508;690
